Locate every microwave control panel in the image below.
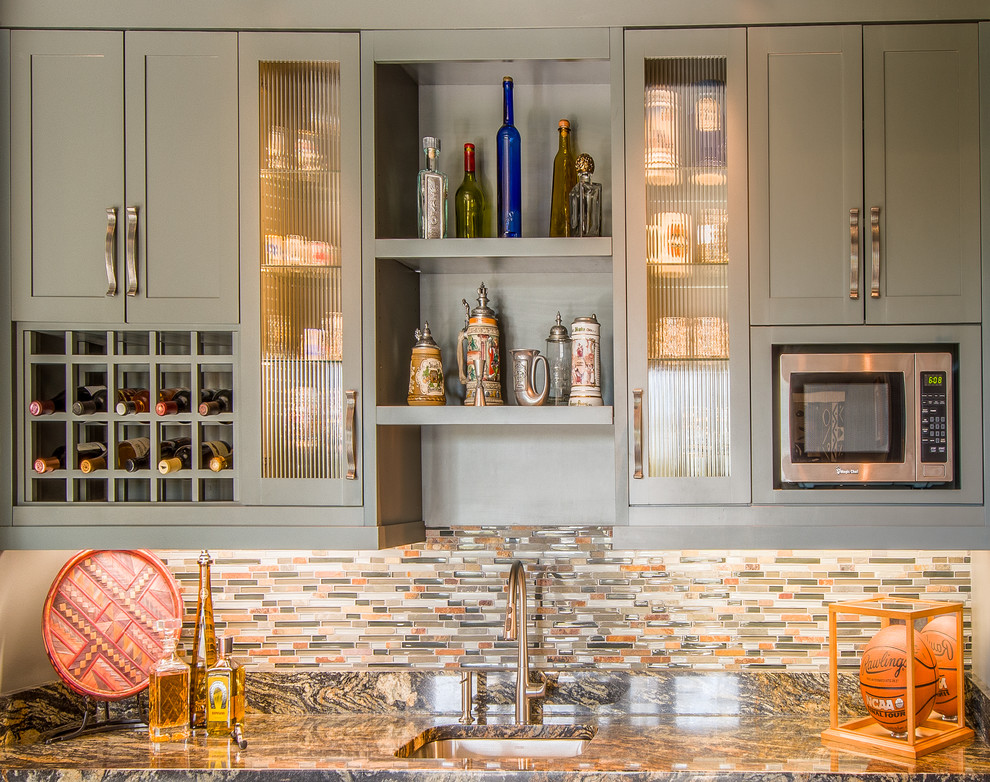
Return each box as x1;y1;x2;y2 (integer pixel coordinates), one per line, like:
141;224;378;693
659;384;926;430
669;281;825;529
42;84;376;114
919;371;948;463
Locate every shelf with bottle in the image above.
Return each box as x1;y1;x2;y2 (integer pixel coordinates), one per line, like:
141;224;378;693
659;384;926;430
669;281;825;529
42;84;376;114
370;30;614;243
374;238;612;274
20;327;238;506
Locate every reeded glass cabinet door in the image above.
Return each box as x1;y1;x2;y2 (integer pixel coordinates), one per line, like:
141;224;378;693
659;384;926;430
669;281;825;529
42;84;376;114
238;34;362;507
625;29;750;505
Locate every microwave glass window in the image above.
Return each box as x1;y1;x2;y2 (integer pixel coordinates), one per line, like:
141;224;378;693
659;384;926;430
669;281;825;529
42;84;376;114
789;372;905;463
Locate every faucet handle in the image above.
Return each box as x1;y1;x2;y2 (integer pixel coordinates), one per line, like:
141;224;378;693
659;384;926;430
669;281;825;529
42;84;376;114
526;670;548;700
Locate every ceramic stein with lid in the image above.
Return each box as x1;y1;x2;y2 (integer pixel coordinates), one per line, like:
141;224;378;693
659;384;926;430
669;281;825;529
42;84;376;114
407;322;446;405
456;282;503;405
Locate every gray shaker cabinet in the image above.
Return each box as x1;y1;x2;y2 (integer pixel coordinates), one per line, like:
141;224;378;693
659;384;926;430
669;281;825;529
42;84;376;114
11;30;239;325
749;24;981;326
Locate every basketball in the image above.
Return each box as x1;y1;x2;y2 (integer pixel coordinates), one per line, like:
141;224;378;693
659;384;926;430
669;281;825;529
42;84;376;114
859;624;938;733
920;614;959;718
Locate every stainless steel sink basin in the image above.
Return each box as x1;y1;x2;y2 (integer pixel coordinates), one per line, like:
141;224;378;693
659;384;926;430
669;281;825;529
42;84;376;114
396;724;596;760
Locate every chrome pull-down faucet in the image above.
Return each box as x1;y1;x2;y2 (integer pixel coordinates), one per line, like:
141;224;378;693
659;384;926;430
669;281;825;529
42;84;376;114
504;560;547;724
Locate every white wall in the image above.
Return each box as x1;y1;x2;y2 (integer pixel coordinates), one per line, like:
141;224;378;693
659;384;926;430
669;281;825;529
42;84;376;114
0;550;71;694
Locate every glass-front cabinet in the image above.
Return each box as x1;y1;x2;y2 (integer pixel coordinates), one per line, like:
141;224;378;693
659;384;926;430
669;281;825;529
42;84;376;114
625;29;750;506
238;34;362;509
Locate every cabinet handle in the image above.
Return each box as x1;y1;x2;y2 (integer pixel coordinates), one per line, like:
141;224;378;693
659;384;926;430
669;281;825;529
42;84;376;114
125;206;138;296
104;208;118;296
870;206;881;299
848;208;859;300
633;388;644;480
344;389;357;480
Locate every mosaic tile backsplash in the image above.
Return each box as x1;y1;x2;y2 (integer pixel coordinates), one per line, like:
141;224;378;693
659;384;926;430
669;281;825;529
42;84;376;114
159;527;971;673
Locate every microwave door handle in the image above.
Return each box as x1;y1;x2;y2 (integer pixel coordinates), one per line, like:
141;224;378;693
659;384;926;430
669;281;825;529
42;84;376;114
849;208;859;299
870;206;881;298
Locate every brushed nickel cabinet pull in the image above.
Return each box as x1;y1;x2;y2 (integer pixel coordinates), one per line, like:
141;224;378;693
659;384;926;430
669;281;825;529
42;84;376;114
870;206;881;299
125;206;138;296
104;208;118;296
345;389;357;480
849;208;859;300
633;388;644;479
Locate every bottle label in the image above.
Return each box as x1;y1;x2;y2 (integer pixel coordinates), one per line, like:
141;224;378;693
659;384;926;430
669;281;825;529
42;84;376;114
424;173;444;239
204;441;232;459
207;673;232;727
123;438;151;459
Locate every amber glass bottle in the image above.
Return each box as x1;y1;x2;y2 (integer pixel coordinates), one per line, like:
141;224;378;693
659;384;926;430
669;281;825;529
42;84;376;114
190;551;217;730
549;119;576;236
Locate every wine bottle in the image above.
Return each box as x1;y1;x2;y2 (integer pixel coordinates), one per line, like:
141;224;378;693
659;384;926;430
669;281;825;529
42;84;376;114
455;143;485;238
71;385;108;415
33;445;66;473
417;137;448;239
190;551;217;731
156;388;191;416
29;389;66;416
208;449;232;472
126;436;190;472
115;388;151;415
496;77;522;238
198;389;232;416
78;441;109;473
549;119;576;237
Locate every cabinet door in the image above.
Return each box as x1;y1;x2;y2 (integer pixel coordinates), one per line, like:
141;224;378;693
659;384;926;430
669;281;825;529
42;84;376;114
748;26;864;326
124;32;239;325
11;30;125;323
863;24;981;325
238;33;363;509
625;28;750;505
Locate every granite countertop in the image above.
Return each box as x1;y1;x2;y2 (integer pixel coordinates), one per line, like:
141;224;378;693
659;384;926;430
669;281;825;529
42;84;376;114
3;713;990;780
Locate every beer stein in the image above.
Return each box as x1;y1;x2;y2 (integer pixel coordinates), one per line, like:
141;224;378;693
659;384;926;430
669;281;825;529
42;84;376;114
544;312;571;406
568;314;603;406
407;322;446;406
511;349;549;406
456;282;503;405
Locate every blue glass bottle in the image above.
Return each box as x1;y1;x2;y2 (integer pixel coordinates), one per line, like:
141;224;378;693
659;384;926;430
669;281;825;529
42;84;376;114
496;77;522;238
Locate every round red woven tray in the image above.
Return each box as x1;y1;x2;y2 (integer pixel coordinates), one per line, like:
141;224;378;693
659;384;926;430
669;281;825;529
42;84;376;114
42;550;184;701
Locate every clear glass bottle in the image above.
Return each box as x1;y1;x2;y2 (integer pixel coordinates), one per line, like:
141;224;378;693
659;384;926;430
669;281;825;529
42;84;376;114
549;119;576;237
545;312;572;406
190;550;217;731
149;617;190;743
455;143;485;238
417;137;448;239
496;77;522;238
206;634;241;737
569;153;602;237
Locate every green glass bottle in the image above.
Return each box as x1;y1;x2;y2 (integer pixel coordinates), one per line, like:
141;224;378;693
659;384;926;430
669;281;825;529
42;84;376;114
455;143;485;238
549;119;577;237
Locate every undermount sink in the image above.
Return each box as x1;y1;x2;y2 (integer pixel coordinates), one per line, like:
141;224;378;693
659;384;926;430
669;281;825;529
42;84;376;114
396;724;596;760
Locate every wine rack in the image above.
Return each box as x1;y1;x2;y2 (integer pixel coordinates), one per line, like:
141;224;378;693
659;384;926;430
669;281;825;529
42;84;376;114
19;328;237;505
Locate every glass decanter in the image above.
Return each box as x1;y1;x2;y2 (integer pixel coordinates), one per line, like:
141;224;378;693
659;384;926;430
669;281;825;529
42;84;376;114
148;617;190;743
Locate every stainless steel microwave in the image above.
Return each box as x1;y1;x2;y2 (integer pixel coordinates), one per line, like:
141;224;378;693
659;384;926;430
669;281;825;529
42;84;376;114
779;351;953;486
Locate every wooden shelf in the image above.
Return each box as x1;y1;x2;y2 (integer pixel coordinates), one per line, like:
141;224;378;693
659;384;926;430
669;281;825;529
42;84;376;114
375;237;613;274
376;404;613;426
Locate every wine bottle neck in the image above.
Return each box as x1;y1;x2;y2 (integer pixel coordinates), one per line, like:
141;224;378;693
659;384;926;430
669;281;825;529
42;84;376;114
502;80;514;125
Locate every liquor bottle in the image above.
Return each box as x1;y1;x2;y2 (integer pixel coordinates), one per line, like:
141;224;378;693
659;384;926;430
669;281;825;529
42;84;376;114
29;389;66;416
156;388;191;416
417;137;448;239
71;385;108;415
149;618;190;743
190;551;217;731
496;77;522;238
549;119;576;237
33;445;66;473
158;441;232;474
568;153;603;238
455;143;485;238
115;388;151;415
198;389;232;416
206;635;245;737
123;436;189;472
78;441;109;473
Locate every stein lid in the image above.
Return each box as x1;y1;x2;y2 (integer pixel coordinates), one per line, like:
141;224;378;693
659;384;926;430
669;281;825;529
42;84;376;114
413;322;439;347
464;281;497;321
572;313;600;326
546;311;570;343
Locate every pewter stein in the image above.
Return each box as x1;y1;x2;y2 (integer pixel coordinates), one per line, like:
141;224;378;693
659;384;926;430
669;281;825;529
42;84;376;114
407;322;446;406
511;349;549;406
456;282;503;405
568;314;603;406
